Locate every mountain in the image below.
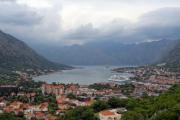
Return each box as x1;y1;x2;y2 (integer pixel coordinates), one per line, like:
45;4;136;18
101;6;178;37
31;40;177;66
0;30;70;72
162;40;180;68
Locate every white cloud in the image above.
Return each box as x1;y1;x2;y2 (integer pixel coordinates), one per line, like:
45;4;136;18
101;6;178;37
16;0;52;9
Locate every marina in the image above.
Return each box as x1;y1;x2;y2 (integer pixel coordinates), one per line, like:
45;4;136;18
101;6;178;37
108;74;133;85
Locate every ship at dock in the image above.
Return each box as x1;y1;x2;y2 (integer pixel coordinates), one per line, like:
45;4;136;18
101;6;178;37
108;74;131;85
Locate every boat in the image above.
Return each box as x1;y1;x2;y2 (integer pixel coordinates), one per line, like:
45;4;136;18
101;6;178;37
108;74;129;82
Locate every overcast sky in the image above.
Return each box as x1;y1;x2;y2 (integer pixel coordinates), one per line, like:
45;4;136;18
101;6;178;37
0;0;180;46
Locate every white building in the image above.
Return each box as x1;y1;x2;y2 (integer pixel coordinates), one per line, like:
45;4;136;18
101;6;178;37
99;109;121;120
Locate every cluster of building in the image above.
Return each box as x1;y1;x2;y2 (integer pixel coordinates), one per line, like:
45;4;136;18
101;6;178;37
132;81;171;96
0;100;57;120
56;95;95;115
130;67;180;97
0;82;125;120
148;75;177;85
41;83;126;116
41;84;115;97
42;84;79;96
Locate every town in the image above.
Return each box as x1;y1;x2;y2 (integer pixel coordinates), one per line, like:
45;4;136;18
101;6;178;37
0;65;179;120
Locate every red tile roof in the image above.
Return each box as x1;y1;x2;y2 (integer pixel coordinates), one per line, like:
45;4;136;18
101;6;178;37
100;110;115;116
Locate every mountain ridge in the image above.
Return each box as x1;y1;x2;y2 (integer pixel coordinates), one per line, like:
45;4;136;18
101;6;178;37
0;30;70;72
31;39;177;66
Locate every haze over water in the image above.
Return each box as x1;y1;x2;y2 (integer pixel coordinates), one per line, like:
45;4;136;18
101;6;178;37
33;66;131;85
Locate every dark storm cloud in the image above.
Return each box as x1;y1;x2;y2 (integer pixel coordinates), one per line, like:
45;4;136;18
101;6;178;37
63;23;100;41
0;1;42;26
0;0;63;45
139;7;180;25
136;7;180;41
63;19;131;43
0;0;180;45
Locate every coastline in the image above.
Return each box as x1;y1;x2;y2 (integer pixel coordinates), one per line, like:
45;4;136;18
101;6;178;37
31;66;75;80
33;66;133;85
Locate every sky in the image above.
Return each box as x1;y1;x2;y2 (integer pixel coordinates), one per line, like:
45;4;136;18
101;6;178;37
0;0;180;46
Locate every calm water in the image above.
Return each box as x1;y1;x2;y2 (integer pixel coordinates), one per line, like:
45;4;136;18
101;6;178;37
33;66;131;85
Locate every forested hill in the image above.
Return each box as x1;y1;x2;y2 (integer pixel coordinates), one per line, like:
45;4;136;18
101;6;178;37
0;30;70;72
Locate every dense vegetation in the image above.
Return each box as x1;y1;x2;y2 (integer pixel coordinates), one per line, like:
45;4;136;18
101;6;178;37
0;72;20;84
121;84;180;120
0;113;25;120
61;106;99;120
61;84;180;120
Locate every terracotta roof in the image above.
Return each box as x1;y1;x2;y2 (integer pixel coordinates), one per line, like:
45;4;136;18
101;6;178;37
84;100;94;106
45;114;57;120
35;112;44;118
100;110;115;116
56;109;65;113
39;102;48;109
43;84;65;89
67;85;78;91
3;107;12;113
56;96;67;104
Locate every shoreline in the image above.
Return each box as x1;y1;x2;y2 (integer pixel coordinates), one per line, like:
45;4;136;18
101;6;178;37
31;67;75;80
33;66;133;86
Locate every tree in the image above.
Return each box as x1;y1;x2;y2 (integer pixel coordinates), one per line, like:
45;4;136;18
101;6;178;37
121;111;144;120
107;97;127;108
48;102;58;114
0;113;25;120
150;111;179;120
63;107;98;120
92;100;109;112
121;84;180;120
67;93;76;99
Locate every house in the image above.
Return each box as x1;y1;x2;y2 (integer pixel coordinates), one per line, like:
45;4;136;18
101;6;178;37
26;93;36;102
65;85;79;95
56;96;69;104
0;101;6;108
99;109;121;120
56;96;71;110
34;112;44;119
42;84;65;96
81;99;95;106
96;89;113;96
25;112;34;120
79;87;96;96
45;114;58;120
39;102;48;112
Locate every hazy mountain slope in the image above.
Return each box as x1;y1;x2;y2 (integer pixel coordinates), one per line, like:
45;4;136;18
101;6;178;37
32;40;177;66
163;40;180;68
0;30;69;72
